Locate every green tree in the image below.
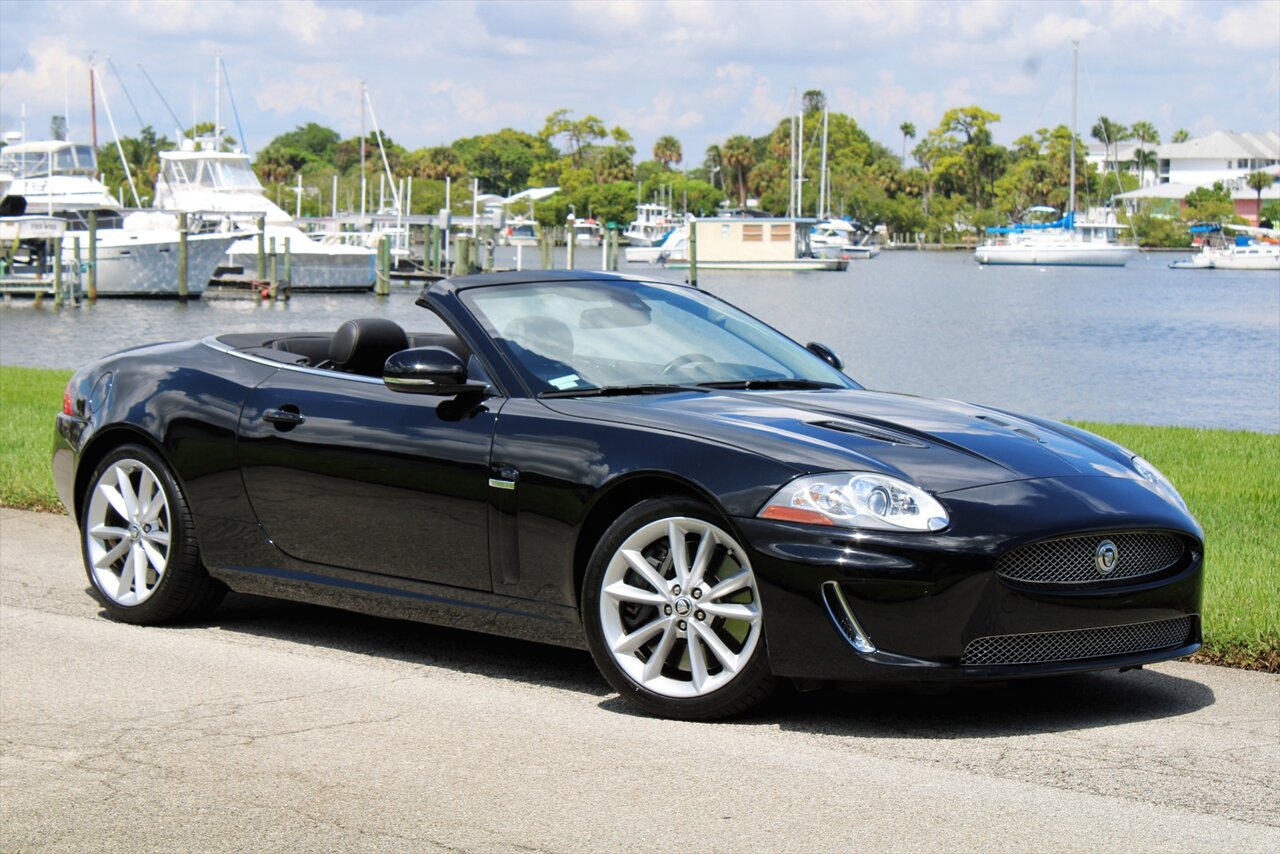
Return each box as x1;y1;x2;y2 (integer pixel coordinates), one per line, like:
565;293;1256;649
267;122;340;164
899;121;916;164
1246;171;1273;223
722;135;754;206
922;106;1004;212
1172;129;1190;143
652;135;682;170
539;109;606;167
1183;182;1238;223
451;128;554;193
703;144;723;189
406;146;466;182
1090;116;1129;182
802;89;826;115
1129;121;1160;186
1260;199;1280;228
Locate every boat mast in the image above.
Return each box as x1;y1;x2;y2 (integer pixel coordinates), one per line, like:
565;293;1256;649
359;80;367;222
819;106;829;219
1069;40;1078;222
214;50;221;149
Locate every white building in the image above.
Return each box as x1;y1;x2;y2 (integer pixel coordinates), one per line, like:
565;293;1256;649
1155;131;1279;185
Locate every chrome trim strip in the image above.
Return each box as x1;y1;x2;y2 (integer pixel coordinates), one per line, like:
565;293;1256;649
488;478;516;491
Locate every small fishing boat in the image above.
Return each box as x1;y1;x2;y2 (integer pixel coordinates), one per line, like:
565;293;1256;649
499;217;540;247
624;224;688;264
572;218;603;246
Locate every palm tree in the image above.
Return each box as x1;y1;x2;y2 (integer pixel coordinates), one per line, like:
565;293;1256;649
704;145;723;190
1091;116;1129;179
652;135;682;170
1172;129;1190;143
1246;171;1274;224
899;121;916;165
722;135;753;206
1129;121;1160;186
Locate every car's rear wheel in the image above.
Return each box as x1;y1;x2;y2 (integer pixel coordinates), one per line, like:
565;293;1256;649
583;497;776;720
80;444;224;624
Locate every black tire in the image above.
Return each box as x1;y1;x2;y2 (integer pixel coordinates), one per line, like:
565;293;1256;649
79;443;225;624
582;496;777;720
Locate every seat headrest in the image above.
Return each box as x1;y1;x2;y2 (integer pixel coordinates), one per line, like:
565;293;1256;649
330;318;408;375
504;316;574;361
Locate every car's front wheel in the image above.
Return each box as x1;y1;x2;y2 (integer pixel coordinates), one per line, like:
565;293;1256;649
583;497;776;720
80;444;224;624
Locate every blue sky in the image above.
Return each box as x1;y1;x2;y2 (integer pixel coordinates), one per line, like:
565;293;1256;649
1;0;1277;164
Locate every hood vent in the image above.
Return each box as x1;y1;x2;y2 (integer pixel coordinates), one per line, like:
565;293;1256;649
813;420;929;447
976;414;1043;442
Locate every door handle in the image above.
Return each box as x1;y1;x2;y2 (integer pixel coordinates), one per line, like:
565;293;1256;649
263;407;305;427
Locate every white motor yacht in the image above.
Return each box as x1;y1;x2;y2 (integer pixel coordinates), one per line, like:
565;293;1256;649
809;219;881;260
0;140;239;296
154;139;375;290
624;223;688;264
1170;226;1280;270
622;203;678;246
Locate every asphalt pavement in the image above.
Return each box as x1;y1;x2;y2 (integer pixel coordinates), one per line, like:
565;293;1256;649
2;507;1277;852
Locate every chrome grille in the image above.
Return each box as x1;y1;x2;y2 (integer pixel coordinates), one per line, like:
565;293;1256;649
996;532;1184;584
961;616;1195;666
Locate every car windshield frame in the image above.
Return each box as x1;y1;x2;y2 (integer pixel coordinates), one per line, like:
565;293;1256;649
457;279;860;398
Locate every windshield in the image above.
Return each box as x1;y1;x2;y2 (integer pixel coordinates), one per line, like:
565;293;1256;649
164;156;262;191
461;280;858;395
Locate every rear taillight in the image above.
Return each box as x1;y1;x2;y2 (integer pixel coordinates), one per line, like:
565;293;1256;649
63;382;75;416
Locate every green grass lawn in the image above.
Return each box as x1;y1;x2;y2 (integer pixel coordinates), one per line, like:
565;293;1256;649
1;366;1275;667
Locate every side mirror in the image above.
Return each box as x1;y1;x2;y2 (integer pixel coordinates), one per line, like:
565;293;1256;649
806;341;843;371
383;347;489;396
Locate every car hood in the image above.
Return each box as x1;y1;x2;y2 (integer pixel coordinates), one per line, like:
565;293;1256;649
541;388;1138;494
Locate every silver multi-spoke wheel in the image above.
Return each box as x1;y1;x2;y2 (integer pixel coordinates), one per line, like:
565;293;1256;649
599;516;763;699
85;458;172;607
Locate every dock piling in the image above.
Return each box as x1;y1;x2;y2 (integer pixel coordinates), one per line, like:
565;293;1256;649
375;235;391;295
256;216;266;281
72;235;83;305
53;238;64;307
268;236;278;300
284;237;292;290
177;212;189;303
87;211;98;302
688;218;698;288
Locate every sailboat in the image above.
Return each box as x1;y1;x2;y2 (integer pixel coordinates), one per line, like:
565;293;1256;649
975;43;1138;267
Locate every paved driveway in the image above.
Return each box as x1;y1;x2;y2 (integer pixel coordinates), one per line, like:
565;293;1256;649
2;508;1277;852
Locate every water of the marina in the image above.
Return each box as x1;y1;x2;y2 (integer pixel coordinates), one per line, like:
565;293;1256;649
2;249;1277;433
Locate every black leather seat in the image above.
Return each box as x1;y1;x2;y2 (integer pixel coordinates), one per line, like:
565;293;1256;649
329;318;409;376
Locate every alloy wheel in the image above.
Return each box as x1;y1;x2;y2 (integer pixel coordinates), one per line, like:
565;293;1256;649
598;516;763;699
85;458;172;607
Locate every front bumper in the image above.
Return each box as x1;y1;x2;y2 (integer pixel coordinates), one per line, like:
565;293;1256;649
738;475;1204;682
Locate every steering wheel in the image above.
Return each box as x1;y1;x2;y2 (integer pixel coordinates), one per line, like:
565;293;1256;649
660;352;716;376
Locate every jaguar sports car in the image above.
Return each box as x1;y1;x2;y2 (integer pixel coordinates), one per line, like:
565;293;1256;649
52;270;1204;720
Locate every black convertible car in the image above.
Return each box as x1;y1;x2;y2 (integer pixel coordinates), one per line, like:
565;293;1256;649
52;270;1203;719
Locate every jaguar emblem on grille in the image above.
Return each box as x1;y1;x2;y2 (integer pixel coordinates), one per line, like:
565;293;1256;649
1095;540;1119;575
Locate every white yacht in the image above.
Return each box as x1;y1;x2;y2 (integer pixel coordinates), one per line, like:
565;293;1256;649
154;138;375;290
499;217;540;247
1171;226;1280;270
624;223;688;264
622;203;678;246
974;44;1137;269
0;140;239;296
975;215;1138;267
572;218;603;245
809;219;880;260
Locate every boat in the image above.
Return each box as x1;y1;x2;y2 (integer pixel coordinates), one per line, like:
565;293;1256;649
622;202;679;246
1170;225;1280;270
498;217;540;247
571;218;603;246
809;219;881;260
0;139;240;297
974;44;1137;268
665;217;848;271
975;212;1138;267
154;138;376;291
624;223;689;264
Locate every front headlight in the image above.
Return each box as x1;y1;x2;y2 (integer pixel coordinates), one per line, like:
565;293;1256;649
759;472;949;532
1132;455;1189;512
